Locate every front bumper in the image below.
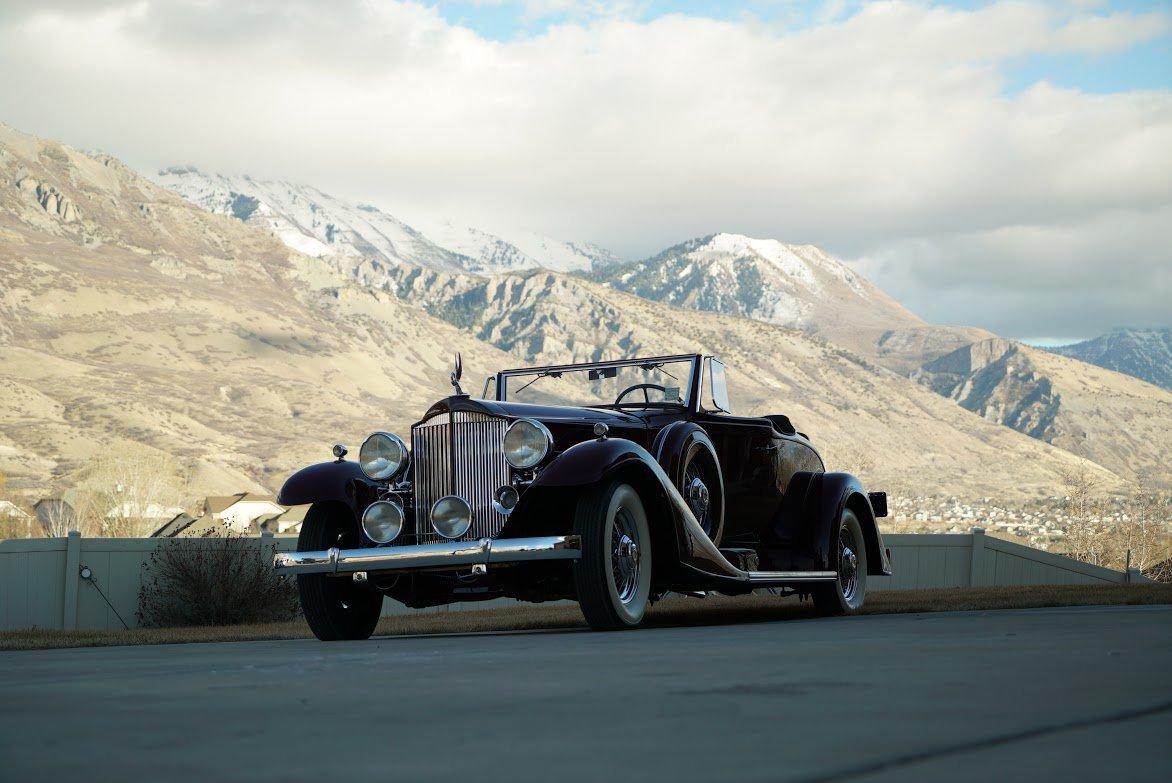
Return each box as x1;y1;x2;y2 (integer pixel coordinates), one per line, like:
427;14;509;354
273;535;582;576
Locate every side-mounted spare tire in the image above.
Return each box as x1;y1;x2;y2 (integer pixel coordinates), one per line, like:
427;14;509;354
573;481;653;630
297;502;382;641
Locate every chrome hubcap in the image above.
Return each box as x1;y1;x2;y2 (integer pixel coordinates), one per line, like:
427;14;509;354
839;529;859;602
611;508;642;604
684;458;715;536
686;476;710;517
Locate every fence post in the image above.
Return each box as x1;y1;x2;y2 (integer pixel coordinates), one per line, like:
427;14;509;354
260;530;275;564
62;530;81;630
969;527;985;587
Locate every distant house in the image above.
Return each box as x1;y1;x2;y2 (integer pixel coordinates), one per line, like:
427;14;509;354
0;500;30;520
149;512;197;538
1;500;34;538
201;493;287;533
107;501;186;522
272;504;308;534
150;494;304;537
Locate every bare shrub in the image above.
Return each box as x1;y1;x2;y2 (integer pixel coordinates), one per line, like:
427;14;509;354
138;530;299;627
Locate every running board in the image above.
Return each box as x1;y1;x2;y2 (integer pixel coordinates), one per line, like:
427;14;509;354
746;570;837;583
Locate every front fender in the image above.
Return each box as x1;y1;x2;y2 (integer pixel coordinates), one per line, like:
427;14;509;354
277;460;380;519
501;438;744;582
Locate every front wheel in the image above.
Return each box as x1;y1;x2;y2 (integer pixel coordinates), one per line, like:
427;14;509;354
813;508;868;616
297;503;382;641
573;481;653;630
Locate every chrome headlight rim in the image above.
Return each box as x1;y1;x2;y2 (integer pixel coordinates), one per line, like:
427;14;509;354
361;499;404;545
503;418;553;470
358;431;409;481
430;495;473;540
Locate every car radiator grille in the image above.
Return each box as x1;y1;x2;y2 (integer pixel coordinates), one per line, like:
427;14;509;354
411;411;511;543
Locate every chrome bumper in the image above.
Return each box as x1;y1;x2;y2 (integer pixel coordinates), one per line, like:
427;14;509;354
273;535;581;576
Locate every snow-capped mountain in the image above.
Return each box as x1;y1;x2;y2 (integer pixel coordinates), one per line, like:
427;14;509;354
154;167;469;272
404;217;617;274
592;233;923;344
1050;328;1172;391
154;167;615;274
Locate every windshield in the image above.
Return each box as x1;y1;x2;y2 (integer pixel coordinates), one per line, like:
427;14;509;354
499;357;697;408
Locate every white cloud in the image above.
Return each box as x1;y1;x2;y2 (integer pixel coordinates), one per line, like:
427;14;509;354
0;0;1168;338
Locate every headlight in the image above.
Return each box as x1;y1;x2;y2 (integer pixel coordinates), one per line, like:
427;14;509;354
431;496;472;539
358;432;408;481
503;418;553;470
361;500;404;544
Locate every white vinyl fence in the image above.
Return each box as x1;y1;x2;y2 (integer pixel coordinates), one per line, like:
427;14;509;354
0;528;1146;632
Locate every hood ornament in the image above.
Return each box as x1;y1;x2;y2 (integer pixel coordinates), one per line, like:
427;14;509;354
450;353;467;396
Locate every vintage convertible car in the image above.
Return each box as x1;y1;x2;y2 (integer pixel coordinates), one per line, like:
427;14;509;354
274;353;891;638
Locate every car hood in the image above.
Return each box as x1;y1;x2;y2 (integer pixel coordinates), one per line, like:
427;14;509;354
422;396;650;427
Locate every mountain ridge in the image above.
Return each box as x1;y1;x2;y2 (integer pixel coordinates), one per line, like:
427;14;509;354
1050;328;1172;391
154;166;613;275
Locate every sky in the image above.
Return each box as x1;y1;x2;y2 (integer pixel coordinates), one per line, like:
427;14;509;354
0;1;1169;340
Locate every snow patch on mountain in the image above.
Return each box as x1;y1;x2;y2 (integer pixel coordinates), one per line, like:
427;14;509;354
154;167;472;272
154;167;617;275
593;232;919;335
401;215;618;274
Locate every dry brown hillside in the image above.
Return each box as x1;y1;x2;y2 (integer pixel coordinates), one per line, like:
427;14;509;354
0;123;1143;504
915;338;1172;486
0;124;517;494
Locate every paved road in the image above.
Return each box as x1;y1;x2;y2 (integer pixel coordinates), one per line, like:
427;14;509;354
1;605;1170;782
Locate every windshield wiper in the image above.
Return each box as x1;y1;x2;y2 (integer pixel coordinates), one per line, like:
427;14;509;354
639;361;678;381
511;370;562;396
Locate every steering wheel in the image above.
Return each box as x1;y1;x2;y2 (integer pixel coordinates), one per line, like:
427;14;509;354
614;383;669;406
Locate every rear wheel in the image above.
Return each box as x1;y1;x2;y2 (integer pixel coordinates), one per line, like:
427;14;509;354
573;482;653;630
297;503;382;641
813;509;867;616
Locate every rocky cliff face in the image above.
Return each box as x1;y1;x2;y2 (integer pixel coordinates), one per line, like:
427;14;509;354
915;338;1172;485
916;340;1061;439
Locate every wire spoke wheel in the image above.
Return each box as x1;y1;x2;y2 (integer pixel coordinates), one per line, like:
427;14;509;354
610;507;642;604
813;508;867;616
574;482;652;630
838;523;860;604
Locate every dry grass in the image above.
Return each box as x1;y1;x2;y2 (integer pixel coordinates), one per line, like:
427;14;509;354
3;583;1169;651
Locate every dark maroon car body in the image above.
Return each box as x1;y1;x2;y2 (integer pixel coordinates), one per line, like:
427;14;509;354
278;354;891;611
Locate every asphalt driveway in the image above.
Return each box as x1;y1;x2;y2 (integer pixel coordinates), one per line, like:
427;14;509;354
1;605;1169;782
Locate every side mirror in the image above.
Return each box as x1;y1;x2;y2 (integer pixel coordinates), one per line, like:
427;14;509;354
707;358;730;413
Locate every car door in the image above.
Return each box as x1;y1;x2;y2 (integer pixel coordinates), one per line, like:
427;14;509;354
695;413;782;546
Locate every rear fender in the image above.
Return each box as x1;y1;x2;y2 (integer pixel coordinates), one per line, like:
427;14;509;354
776;472;891;576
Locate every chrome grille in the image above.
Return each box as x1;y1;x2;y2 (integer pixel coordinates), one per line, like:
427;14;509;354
411;411;510;543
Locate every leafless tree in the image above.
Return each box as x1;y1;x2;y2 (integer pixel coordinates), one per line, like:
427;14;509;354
1062;477;1171;572
73;447;193;537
